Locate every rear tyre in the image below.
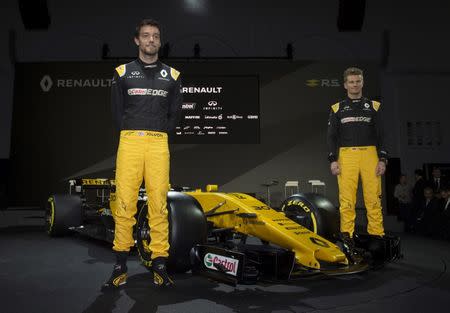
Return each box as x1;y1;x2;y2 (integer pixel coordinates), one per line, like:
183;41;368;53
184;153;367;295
136;191;207;273
46;194;82;236
280;193;340;242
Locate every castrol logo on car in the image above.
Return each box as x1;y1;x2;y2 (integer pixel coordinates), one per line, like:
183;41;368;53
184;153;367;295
203;253;239;276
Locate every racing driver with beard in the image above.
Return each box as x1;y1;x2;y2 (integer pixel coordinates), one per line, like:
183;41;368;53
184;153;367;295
103;19;182;289
327;67;387;260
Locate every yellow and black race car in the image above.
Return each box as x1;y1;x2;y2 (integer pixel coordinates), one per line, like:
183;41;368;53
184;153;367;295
46;179;401;285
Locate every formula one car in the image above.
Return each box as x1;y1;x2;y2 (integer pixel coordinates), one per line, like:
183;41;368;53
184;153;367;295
46;179;401;285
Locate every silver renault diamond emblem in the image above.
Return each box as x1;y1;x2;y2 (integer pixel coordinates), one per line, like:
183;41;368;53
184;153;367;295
40;75;53;92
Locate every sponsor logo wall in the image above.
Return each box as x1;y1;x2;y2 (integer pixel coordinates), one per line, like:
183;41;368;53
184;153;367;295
177;76;259;144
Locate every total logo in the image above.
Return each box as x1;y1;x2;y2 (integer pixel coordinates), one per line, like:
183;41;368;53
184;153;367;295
227;114;243;120
306;79;340;87
203;253;239;276
182;102;196;110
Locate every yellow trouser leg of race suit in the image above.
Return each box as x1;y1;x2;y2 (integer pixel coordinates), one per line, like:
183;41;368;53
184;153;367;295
112;130;170;259
337;146;385;237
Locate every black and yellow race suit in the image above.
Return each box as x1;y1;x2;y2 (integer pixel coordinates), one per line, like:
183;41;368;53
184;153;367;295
111;58;182;258
327;97;387;237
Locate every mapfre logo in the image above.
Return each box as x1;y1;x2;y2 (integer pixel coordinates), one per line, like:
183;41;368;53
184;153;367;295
306;79;340;87
203;253;239;276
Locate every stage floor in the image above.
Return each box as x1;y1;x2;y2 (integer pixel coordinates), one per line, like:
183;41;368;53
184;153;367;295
1;209;449;313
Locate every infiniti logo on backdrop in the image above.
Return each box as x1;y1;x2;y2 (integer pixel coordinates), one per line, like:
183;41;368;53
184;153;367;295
39;75;113;92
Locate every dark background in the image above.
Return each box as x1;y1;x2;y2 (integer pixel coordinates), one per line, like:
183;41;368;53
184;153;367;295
1;0;450;209
9;61;379;206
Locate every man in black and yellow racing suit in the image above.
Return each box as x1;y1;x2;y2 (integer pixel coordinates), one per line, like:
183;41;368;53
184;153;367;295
103;19;182;289
327;67;387;257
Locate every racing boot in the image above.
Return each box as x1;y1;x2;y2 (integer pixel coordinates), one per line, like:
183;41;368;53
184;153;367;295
340;232;363;264
102;251;128;290
152;257;174;287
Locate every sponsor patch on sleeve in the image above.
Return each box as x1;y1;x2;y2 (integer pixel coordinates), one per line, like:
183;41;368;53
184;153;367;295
372;100;381;111
331;102;340;113
170;67;180;81
115;64;126;77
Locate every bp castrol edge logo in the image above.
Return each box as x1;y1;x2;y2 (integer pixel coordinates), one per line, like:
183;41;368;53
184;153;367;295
204;253;239;276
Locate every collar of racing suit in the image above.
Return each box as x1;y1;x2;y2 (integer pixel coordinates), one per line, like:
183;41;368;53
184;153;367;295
136;58;162;71
346;96;368;104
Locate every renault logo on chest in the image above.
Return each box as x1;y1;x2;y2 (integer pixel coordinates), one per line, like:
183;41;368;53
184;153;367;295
160;69;168;78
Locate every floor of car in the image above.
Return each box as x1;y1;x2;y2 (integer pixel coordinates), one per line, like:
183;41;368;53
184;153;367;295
1;208;450;313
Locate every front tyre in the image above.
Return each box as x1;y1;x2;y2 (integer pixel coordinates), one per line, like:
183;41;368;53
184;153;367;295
281;193;340;242
46;194;82;236
136;191;207;273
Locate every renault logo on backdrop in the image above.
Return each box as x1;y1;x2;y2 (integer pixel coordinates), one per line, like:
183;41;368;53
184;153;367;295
39;75;113;92
40;75;53;92
306;79;340;87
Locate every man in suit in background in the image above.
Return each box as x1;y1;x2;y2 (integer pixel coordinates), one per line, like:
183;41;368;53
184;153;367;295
428;167;447;198
416;187;440;236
